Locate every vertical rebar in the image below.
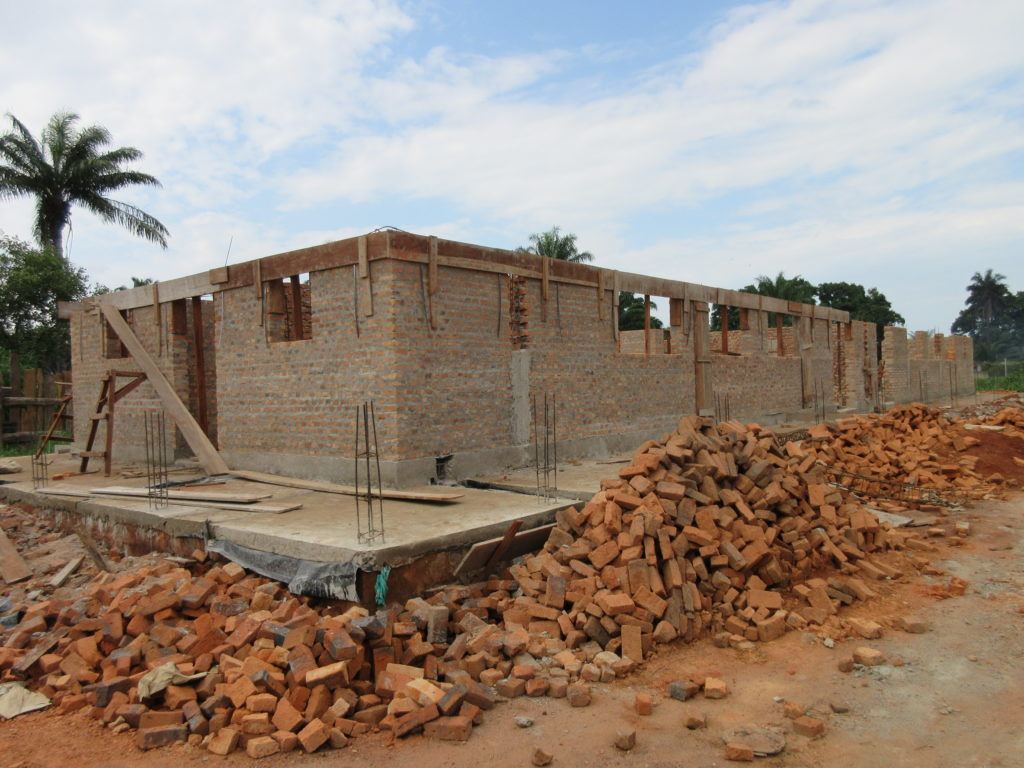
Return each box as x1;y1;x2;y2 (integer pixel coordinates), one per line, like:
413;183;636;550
370;400;384;541
354;405;362;539
552;393;558;494
532;393;540;500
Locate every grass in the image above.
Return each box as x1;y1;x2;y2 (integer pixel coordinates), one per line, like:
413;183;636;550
0;436;72;458
976;373;1024;392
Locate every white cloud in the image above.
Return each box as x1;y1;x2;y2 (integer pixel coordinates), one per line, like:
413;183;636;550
1;0;1022;331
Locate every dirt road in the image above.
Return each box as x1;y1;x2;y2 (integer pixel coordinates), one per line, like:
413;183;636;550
3;495;1022;768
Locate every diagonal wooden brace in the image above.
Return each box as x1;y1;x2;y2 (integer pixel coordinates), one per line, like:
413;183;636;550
100;302;229;475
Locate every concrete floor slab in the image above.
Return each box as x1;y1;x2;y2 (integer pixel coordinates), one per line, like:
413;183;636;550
0;454;565;569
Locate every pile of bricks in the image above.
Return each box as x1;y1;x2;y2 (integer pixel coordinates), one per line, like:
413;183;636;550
809;403;1017;498
2;405;1003;756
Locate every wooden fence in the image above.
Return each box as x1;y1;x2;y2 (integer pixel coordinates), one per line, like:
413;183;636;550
1;368;73;449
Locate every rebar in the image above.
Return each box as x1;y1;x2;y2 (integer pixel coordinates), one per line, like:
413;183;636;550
30;437;48;489
354;400;385;543
532;391;558;502
143;410;169;509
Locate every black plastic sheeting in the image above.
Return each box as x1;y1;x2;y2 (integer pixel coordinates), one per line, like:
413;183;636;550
206;539;359;601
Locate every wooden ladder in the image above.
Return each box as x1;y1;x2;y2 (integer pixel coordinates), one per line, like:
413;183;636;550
79;370;147;476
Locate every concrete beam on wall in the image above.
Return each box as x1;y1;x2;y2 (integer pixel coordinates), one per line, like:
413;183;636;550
77;229;850;325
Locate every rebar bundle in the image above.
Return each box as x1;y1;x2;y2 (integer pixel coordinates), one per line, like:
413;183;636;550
354;400;385;543
532;392;557;501
144;410;169;509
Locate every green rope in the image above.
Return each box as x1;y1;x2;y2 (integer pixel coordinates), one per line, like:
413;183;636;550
375;565;391;606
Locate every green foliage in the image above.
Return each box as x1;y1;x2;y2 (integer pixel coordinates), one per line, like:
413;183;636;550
950;270;1024;362
710;271;817;330
618;293;664;331
976;373;1024;392
0;232;88;372
0;112;168;258
518;226;593;263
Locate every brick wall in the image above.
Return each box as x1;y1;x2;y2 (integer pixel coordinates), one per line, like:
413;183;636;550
70;247;974;485
881;326;973;405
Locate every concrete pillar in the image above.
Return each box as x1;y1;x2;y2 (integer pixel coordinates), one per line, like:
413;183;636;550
510;349;531;444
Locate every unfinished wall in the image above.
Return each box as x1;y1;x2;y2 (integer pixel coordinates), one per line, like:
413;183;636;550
70;303;192;465
881;326;974;406
69;232;974;487
213;262;403;483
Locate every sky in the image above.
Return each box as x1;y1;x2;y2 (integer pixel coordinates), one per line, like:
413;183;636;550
1;0;1022;331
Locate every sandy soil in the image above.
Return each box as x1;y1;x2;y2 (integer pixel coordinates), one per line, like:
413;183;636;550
2;491;1022;768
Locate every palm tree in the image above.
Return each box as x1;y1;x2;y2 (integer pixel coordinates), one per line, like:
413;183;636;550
751;271;817;305
711;271;817;329
618;293;663;331
964;269;1011;323
518;226;593;263
0;112;168;259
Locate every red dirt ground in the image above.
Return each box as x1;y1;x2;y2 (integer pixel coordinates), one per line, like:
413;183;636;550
3;493;1024;768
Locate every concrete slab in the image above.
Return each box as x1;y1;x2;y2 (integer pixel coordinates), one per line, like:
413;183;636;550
0;454;565;570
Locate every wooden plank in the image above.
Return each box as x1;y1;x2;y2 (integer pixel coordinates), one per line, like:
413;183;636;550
357;236;373;317
254;259;264;327
644;294;652;356
39;487;301;514
49;555;84;588
191;297;209;436
89;486;271;503
454;523;555;577
231;469;464;503
75;529;109;571
484;519;523;570
152;282;162;356
104;370;114;477
288;275;305;338
541;257;550;323
612;271;620;341
693;301;712;414
12;627;69;676
427;236;438;329
722;304;730;354
99;303;230;475
0;528;31;584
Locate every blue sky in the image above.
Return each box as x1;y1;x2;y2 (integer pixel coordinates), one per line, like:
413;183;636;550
2;0;1023;331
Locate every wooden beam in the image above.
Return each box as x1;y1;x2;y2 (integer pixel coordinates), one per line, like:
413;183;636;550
288;276;305;339
644;294;651;356
231;469;464;503
254;259;263;327
99;303;229;475
152;282;162;356
776;313;784;356
693;301;712;415
0;528;31;584
191;297;209;437
427;235;438;330
612;272;620;341
596;270;605;321
541;257;550;322
357;236;373;317
721;305;730;354
104;375;114;477
669;297;683;327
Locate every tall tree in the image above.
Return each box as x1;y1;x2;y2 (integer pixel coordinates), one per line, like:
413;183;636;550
951;270;1022;362
817;281;904;356
0;112;168;259
518;226;593;263
0;233;88;372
